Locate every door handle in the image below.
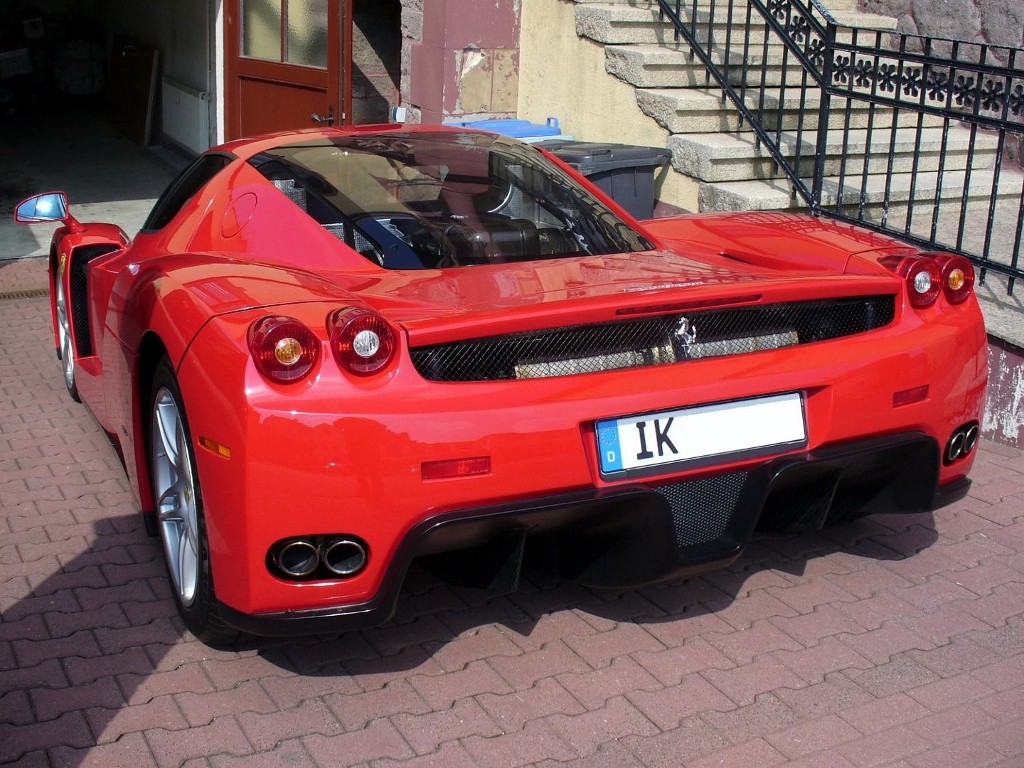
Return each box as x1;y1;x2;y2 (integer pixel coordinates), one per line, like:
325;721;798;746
311;106;335;127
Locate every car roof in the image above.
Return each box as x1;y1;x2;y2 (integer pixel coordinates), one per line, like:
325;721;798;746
213;123;480;162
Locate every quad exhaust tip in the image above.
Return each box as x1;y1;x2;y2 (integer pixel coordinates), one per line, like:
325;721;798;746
270;535;368;580
945;422;980;465
323;538;368;577
274;539;320;578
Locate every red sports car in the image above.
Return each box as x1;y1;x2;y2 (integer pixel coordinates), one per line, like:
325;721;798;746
16;125;987;645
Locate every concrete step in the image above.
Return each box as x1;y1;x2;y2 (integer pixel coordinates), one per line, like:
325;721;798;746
606;43;814;88
579;4;780;46
637;86;944;133
578;5;767;47
698;165;1023;216
669;125;1001;182
576;4;895;46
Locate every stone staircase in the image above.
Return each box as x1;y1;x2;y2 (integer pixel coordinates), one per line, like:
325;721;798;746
570;0;1010;228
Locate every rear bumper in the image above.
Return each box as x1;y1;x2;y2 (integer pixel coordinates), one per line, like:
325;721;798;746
178;292;986;629
219;430;964;637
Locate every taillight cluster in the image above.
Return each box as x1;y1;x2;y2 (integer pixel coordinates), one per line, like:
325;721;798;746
894;253;975;309
247;308;398;384
327;308;397;376
248;316;321;383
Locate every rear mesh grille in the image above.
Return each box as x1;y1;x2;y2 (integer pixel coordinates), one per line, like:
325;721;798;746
410;295;896;382
657;472;748;549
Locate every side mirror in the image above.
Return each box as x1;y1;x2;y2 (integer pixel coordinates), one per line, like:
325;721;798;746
15;192;70;224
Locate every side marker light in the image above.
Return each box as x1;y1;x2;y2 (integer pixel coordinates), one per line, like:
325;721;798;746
199;436;232;458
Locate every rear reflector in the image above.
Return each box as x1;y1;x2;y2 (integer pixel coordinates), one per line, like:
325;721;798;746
422;456;492;481
892;385;929;408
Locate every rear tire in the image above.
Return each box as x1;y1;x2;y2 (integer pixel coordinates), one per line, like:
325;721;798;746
149;357;238;646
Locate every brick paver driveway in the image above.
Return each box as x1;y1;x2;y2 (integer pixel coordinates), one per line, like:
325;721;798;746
2;256;1023;768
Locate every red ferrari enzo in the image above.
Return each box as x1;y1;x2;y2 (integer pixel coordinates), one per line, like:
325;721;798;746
16;125;987;645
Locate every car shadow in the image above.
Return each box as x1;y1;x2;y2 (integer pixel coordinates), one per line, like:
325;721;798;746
247;510;939;677
0;506;938;765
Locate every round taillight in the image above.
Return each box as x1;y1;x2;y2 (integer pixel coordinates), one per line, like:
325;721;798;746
248;316;321;383
896;257;941;309
328;308;397;376
935;253;975;305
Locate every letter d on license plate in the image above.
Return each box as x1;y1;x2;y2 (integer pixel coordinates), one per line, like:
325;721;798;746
597;392;806;475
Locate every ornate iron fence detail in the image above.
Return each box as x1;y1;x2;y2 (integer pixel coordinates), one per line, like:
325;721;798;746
655;0;1024;294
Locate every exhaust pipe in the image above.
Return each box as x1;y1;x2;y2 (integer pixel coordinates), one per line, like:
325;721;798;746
963;423;979;454
322;537;368;577
945;422;980;464
946;431;966;464
273;538;320;578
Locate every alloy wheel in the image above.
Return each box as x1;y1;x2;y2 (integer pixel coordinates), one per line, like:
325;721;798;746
56;281;75;392
151;386;200;607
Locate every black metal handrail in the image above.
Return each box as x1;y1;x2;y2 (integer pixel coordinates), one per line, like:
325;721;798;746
655;0;1024;294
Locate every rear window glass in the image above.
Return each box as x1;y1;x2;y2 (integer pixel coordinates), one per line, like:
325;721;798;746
248;131;652;269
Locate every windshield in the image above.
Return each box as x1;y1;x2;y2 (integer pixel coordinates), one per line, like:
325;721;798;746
249;131;652;269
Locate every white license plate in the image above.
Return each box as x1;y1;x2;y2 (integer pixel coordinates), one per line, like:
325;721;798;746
596;392;806;475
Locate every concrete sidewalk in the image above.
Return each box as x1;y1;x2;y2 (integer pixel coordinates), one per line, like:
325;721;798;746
1;256;1023;767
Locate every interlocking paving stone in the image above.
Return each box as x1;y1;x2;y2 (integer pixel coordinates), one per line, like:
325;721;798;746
1;273;1023;767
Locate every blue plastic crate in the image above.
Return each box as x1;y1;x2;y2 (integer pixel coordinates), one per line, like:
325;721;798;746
452;117;563;139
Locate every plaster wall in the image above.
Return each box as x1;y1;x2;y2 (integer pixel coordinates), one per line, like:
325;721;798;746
984;338;1024;448
518;0;695;211
402;0;521;124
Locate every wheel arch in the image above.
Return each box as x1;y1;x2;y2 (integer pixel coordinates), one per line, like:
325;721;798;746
48;244;60;356
133;330;172;518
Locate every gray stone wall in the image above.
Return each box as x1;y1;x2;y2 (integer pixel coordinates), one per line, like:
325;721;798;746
352;0;402;124
858;0;1024;165
399;0;423;123
860;0;1022;50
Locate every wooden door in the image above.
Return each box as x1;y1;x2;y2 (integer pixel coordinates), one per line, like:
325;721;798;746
225;0;352;140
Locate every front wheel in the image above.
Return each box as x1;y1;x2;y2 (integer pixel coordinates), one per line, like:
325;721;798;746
55;279;80;402
149;357;237;646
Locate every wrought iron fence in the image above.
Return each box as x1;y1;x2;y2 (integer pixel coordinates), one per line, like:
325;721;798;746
655;0;1024;294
